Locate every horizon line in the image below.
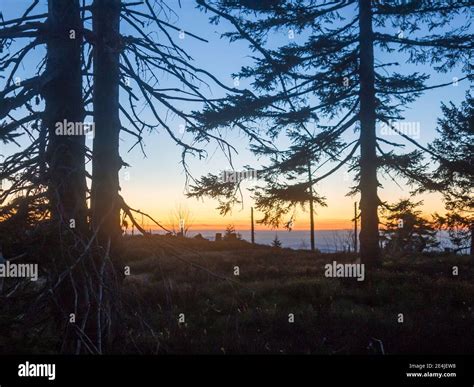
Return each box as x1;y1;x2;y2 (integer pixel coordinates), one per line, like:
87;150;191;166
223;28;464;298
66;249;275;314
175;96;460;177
126;227;355;233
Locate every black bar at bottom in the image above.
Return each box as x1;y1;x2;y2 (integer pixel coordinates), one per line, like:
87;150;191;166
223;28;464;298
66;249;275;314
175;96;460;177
0;355;473;386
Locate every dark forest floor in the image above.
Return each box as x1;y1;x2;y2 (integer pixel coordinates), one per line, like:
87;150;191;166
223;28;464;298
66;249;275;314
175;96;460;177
1;235;473;354
116;235;474;354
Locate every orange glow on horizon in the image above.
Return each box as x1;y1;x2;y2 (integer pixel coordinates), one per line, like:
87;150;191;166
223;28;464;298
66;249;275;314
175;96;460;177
134;219;354;232
123;186;447;233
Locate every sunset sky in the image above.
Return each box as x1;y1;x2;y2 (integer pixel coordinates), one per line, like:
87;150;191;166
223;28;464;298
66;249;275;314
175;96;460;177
117;1;470;232
3;1;471;232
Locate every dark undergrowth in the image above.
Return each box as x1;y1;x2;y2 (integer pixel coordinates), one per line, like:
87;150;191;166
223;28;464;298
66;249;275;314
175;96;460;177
1;234;473;354
116;235;474;354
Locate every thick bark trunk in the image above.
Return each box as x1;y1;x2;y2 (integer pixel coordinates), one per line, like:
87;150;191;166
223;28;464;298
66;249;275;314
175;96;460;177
91;0;122;251
44;0;87;234
358;0;381;266
43;0;90;354
88;0;124;352
308;161;315;251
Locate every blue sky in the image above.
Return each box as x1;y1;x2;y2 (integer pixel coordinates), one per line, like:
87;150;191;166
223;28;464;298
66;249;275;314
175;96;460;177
1;0;471;230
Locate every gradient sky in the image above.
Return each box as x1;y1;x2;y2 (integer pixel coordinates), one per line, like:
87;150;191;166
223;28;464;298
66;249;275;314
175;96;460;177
2;1;472;232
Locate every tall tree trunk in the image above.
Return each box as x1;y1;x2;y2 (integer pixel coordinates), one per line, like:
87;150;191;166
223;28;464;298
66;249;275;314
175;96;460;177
308;161;315;251
43;0;90;354
354;201;358;253
358;0;380;266
44;0;87;234
470;223;474;261
251;207;255;244
91;0;122;251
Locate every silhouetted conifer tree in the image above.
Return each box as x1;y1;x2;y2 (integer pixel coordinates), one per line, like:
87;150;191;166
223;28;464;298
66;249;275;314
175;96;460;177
191;0;472;266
